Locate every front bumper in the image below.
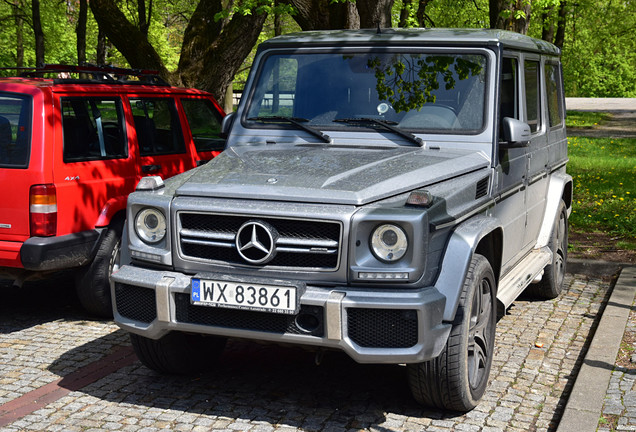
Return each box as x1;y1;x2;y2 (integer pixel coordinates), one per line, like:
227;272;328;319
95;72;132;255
111;264;451;364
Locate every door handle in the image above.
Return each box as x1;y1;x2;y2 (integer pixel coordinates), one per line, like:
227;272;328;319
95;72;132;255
196;159;210;166
142;164;161;173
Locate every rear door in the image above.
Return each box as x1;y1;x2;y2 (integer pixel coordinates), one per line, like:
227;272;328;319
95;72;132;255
128;96;195;180
52;92;137;235
522;57;550;247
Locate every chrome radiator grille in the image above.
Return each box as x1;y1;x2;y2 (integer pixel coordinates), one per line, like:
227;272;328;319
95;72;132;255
178;212;342;270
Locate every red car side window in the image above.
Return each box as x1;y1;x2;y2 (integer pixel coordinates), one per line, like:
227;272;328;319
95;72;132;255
130;98;186;156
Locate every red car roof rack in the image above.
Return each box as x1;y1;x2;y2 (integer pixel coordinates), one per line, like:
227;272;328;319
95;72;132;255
1;64;170;86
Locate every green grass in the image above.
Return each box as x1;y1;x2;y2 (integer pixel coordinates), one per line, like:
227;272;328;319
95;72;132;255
568;135;635;245
566;111;612;128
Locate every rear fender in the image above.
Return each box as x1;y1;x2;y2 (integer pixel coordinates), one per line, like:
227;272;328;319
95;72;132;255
434;216;502;321
536;172;573;248
95;196;128;228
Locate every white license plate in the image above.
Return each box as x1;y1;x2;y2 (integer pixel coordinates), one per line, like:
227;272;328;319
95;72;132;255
191;278;298;315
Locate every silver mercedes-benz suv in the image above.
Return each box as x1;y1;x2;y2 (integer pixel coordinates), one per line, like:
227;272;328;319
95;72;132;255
111;28;572;411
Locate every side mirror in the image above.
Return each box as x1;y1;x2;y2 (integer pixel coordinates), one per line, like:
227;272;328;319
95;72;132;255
500;117;531;148
220;112;236;139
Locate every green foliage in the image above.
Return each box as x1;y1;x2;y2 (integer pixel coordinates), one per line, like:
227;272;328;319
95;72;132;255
393;0;489;28
368;54;483;112
568;135;635;241
556;0;636;97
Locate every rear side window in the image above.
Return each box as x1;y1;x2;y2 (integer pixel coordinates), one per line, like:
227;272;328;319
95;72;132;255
181;98;225;152
0;93;32;168
524;60;541;133
62;97;127;162
545;63;564;128
130;98;185;156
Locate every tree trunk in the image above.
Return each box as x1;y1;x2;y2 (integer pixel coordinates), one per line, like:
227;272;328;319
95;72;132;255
416;0;434;27
14;0;24;67
356;0;394;29
399;0;413;28
489;0;531;34
541;7;554;42
554;1;567;49
138;0;152;37
283;0;359;30
178;0;268;103
90;0;169;76
96;28;107;65
76;0;88;66
32;0;45;66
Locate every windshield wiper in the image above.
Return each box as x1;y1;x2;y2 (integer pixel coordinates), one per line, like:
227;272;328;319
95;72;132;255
334;117;424;147
248;116;332;144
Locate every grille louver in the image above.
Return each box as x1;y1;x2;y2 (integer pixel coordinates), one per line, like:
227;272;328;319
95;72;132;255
178;213;342;271
475;177;489;199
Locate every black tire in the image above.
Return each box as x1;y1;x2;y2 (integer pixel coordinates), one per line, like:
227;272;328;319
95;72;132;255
526;200;568;299
407;254;497;412
130;332;227;375
75;218;124;318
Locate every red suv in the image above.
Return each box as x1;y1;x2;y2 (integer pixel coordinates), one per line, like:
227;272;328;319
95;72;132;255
0;65;225;316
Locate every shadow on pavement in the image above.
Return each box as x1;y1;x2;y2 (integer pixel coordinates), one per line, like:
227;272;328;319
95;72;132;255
49;334;463;428
0;273;96;334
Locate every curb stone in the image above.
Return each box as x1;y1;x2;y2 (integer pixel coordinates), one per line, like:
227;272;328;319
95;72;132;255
557;265;636;432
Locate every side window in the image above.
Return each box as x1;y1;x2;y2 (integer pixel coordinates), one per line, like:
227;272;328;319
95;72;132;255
62;98;127;162
181;98;225;152
545;62;564;128
0;93;31;168
130;98;185;156
524;60;541;133
500;57;519;122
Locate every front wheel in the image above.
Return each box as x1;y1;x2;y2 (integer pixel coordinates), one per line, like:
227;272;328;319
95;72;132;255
407;254;497;412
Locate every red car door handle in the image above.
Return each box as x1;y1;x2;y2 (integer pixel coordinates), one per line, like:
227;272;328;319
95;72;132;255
142;164;161;173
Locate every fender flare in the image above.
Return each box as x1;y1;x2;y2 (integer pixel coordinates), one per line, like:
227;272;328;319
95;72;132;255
536;171;573;248
95;196;128;228
434;215;502;321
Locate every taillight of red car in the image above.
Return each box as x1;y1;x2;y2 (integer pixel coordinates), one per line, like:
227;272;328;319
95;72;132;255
29;184;57;236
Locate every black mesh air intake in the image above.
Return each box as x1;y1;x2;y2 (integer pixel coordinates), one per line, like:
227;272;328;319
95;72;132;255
114;283;157;324
347;308;419;348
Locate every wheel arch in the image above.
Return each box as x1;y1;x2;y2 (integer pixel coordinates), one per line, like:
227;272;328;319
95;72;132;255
536;172;573;248
434;215;503;322
95;196;128;228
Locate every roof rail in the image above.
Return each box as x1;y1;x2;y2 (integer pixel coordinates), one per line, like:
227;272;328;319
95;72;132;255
0;64;170;86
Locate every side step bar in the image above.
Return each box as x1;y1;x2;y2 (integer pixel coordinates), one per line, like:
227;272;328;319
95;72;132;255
497;247;552;309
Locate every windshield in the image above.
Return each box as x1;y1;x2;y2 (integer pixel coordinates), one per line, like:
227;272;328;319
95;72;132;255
245;50;488;134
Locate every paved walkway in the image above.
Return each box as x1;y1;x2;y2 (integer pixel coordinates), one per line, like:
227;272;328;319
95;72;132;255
0;265;630;431
566;98;636;112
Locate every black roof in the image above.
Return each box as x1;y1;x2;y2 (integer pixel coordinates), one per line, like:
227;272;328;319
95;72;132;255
260;28;561;56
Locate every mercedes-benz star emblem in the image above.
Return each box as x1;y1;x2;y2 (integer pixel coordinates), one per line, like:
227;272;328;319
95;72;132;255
235;221;278;264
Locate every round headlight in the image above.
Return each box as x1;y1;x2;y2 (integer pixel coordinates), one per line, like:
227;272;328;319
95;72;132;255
135;208;166;244
370;224;408;262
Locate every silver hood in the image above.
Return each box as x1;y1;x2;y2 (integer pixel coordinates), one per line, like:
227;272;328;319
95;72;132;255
175;144;490;205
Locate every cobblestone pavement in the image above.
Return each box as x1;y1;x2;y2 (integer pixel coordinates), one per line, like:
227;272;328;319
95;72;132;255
0;271;616;431
597;297;636;432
